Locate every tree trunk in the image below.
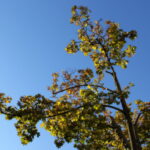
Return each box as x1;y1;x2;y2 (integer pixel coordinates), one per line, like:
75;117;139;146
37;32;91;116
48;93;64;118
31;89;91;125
111;68;141;150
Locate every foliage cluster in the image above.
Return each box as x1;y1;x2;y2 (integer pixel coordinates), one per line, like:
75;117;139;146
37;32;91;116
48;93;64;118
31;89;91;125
0;6;149;150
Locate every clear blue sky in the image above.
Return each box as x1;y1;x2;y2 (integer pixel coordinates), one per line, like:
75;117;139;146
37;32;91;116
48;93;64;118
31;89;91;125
0;0;150;149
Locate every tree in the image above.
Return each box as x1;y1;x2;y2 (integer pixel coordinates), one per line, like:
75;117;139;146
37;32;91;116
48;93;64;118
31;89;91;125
0;6;149;150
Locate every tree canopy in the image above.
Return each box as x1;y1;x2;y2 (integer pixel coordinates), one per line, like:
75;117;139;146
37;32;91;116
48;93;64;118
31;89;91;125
0;6;149;150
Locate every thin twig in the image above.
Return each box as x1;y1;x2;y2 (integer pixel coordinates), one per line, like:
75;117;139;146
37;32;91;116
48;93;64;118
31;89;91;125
106;71;113;76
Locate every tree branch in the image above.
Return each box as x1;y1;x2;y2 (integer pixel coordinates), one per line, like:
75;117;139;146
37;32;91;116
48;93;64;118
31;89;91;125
45;103;124;119
97;40;141;150
103;104;125;114
134;112;142;126
46;105;85;118
106;71;113;76
53;84;114;95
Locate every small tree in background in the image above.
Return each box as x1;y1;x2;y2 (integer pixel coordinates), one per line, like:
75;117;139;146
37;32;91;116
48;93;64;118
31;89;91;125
0;6;149;150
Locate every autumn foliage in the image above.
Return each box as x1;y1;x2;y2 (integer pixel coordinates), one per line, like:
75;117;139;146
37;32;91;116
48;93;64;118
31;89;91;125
0;6;149;150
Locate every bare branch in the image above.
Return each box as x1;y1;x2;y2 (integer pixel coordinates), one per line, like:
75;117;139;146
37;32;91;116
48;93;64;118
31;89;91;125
106;71;113;76
103;104;125;114
134;112;142;126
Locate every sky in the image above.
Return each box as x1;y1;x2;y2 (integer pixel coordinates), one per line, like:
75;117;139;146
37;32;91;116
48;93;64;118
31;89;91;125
0;0;150;150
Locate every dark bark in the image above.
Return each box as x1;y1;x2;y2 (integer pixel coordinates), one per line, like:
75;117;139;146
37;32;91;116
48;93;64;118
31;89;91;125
111;66;142;150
